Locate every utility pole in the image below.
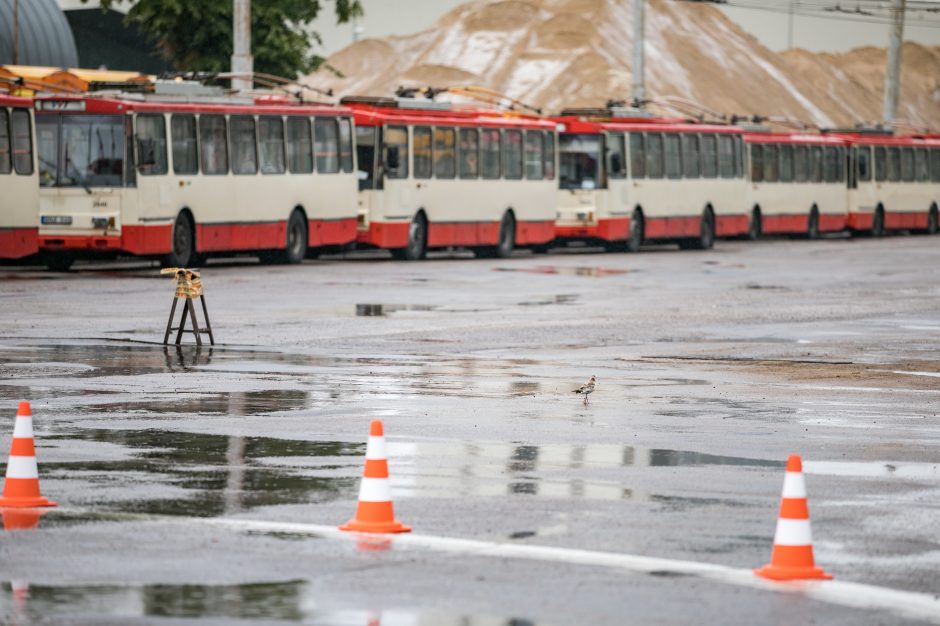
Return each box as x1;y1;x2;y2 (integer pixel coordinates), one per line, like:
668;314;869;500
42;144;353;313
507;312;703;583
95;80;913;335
13;0;19;65
883;0;906;123
631;0;645;104
231;0;253;92
787;0;794;50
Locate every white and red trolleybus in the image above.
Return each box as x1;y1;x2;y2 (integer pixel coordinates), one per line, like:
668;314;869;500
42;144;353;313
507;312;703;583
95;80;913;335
838;132;940;235
34;86;358;271
552;108;748;251
343;96;557;259
0;94;39;260
743;131;848;238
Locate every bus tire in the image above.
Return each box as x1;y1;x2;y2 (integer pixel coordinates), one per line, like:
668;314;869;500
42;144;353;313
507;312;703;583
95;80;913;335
872;206;886;237
393;212;427;261
165;212;195;268
626;209;644;252
282;209;309;264
679;208;715;250
43;252;74;272
927;205;938;235
748;207;761;241
807;207;820;240
495;211;516;258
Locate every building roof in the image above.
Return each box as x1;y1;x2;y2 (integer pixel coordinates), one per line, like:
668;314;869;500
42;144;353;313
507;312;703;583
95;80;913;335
0;0;79;67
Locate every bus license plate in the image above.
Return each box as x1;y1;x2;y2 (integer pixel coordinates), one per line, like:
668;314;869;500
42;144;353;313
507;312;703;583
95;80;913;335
42;216;73;225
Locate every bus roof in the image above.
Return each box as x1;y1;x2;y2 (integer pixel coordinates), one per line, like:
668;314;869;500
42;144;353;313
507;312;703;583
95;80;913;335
0;94;34;108
32;93;351;117
822;132;940;148
743;132;848;146
553;115;742;135
345;99;556;130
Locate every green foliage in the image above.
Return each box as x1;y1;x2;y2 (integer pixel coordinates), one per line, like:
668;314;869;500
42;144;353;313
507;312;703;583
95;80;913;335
88;0;363;79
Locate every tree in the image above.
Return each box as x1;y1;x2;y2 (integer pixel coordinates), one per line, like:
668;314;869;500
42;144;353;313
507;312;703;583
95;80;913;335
89;0;363;79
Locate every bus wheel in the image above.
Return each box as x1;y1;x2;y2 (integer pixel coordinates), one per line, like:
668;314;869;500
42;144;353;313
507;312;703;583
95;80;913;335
282;210;308;264
679;209;715;250
495;212;516;258
928;206;938;235
626;210;644;252
43;252;74;272
748;208;761;241
872;207;885;237
393;213;427;261
807;208;820;240
165;213;195;267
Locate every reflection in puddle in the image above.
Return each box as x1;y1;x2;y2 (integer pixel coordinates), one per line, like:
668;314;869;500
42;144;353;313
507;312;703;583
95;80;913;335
355;303;437;317
0;581;543;625
518;294;577;307
804;460;940;479
494;266;629;277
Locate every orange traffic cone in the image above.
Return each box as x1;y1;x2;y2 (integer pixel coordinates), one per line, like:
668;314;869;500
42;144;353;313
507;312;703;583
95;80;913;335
0;401;57;508
339;420;410;534
755;455;831;580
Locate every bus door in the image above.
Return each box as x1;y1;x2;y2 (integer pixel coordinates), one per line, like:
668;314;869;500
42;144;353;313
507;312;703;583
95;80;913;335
852;145;876;220
355;124;382;229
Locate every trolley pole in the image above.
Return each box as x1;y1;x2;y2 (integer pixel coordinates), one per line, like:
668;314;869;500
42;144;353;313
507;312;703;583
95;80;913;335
231;0;254;92
883;0;906;124
13;0;19;65
631;0;645;104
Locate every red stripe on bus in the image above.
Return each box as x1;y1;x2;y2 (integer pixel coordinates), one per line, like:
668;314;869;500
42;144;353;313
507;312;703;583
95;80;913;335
516;220;555;245
39;235;122;251
818;214;847;232
0;228;38;259
884;211;929;231
122;224;173;255
847;212;874;231
762;214;809;234
715;214;749;237
359;219;552;249
644;216;701;239
309;217;357;248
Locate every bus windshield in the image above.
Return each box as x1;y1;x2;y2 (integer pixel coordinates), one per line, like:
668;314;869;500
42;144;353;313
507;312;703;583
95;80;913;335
559;134;601;190
36;114;125;188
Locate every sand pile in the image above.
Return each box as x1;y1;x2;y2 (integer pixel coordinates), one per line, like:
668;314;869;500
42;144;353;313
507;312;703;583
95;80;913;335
303;0;940;129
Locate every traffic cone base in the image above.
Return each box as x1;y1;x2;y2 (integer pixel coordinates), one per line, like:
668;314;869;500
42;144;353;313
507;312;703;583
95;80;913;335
339;420;411;535
1;402;57;509
755;563;832;581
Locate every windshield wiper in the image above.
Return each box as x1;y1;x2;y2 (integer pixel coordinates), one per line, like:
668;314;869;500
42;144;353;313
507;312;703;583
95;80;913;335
64;143;92;194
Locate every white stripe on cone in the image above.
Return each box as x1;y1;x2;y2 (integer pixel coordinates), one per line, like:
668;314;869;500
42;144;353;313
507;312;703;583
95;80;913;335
357;477;393;502
773;518;814;546
12;417;33;439
781;472;808;498
4;455;39;479
365;435;387;460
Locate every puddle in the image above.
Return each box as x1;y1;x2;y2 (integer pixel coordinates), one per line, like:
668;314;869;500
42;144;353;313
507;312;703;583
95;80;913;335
494;266;629;277
804;461;940;479
518;294;577;306
355;303;437;317
0;581;544;624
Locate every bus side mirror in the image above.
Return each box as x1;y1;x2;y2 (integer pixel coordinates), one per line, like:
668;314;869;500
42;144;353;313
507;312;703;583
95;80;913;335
138;139;156;169
385;146;400;171
610;153;624;176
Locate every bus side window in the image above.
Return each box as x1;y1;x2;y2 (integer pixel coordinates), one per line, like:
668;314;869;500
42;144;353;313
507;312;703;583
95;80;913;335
874;147;886;181
230;116;258;175
606;132;625;179
136;114;168;176
199;115;228;175
821;147;835;182
701;134;717;179
734;135;744;177
915;148;929;182
525;130;544;179
172;114;199;175
629;133;645;179
0;109;10;174
314;117;340;174
354;124;374;189
383;125;408;179
543;131;555;179
778;144;793;183
664;133;681;179
338;117;354;173
900;147;914;182
11;109;33;176
763;144;778;182
503;129;523;180
481;128;500;180
413;126;432;179
287;117;313;174
931;149;940;183
750;144;762;182
459;127;479;179
259;116;286;175
857;146;871;182
434;127;456;179
887;147;900;182
646;133;663;179
681;134;699;178
718;135;735;179
794;145;807;182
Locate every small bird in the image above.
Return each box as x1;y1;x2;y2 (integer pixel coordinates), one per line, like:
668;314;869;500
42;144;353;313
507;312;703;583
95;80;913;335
573;375;596;403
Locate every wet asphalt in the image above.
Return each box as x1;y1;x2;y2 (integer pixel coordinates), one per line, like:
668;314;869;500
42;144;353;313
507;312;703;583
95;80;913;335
0;237;939;625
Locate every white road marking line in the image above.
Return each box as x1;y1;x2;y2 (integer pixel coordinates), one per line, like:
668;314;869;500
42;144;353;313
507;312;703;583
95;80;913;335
196;517;940;624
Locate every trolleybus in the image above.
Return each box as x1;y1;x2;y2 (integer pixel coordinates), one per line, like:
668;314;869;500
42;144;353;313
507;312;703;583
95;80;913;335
744;131;848;238
344;96;558;259
553;107;749;251
35;86;358;270
839;133;940;235
0;94;38;260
